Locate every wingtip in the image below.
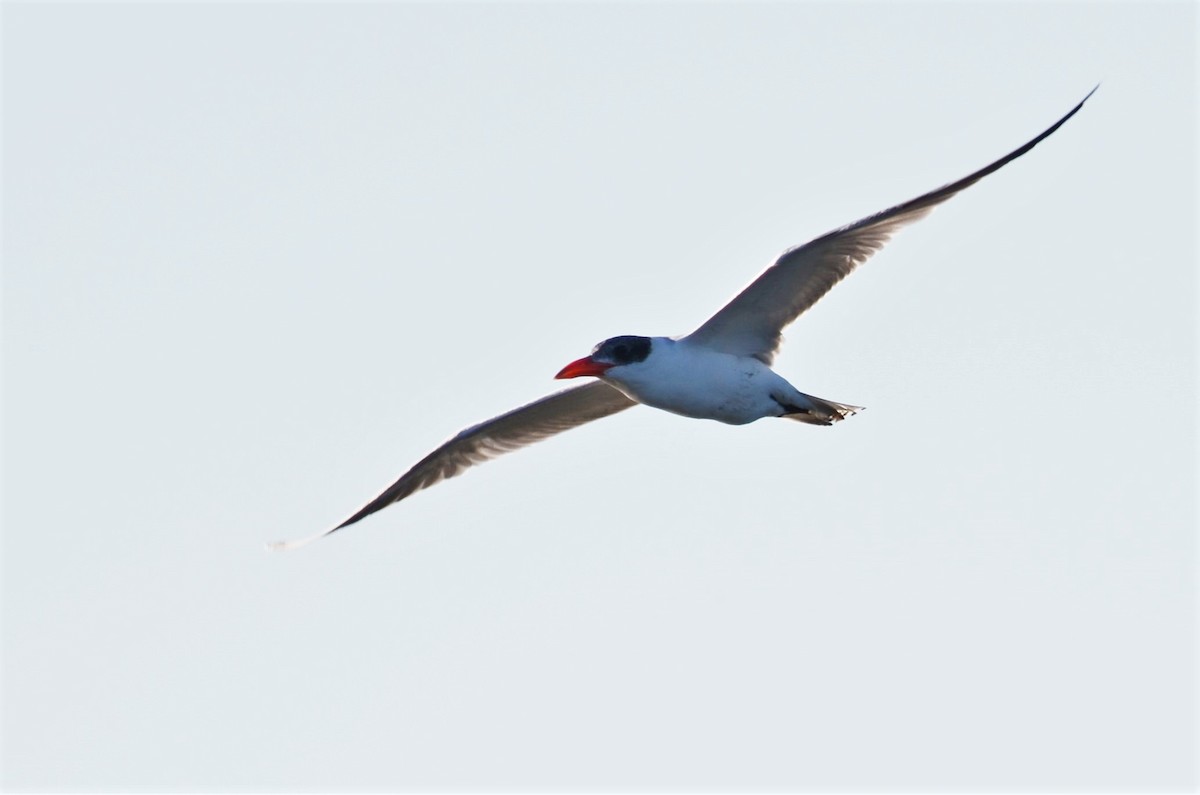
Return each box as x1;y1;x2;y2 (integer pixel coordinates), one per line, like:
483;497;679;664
264;507;373;552
1060;84;1099;122
265;533;324;553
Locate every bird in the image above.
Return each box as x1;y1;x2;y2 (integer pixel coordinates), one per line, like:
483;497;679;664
268;87;1096;551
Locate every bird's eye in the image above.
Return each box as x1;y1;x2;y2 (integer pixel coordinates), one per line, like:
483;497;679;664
613;344;629;362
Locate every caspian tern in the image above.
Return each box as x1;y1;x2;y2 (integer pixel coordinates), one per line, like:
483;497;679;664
269;88;1095;551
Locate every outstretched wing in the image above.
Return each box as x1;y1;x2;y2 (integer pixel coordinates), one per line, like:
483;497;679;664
269;381;637;550
685;87;1096;363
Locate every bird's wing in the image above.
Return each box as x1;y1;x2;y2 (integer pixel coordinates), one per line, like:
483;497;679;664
685;87;1096;364
268;381;637;551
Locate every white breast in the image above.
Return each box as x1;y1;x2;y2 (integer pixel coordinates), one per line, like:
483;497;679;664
602;338;790;425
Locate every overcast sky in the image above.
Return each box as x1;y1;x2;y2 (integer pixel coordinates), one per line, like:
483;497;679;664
3;2;1195;791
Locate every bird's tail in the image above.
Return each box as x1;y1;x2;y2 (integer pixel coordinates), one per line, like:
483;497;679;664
779;392;864;426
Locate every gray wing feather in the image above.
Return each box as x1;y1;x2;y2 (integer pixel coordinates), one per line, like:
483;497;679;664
685;87;1096;363
268;381;636;550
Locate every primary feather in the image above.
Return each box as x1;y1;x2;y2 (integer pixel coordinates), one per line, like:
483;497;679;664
686;86;1097;363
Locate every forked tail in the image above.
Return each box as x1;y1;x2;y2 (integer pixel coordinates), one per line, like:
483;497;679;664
778;392;864;426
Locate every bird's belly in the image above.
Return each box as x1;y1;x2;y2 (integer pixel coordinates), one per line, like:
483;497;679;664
609;358;783;425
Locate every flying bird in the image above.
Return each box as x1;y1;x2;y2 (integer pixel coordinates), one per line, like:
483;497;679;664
269;88;1095;551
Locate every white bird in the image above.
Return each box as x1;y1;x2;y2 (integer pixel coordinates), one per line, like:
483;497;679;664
269;88;1095;551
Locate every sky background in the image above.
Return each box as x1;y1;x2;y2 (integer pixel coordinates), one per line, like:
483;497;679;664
3;2;1196;791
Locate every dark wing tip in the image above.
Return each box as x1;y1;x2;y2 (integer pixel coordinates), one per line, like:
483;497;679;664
265;486;401;552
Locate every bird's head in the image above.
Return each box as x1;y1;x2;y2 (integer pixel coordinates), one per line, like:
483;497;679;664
555;335;653;380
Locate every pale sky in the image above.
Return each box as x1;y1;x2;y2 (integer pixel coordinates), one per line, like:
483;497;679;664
3;2;1196;791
